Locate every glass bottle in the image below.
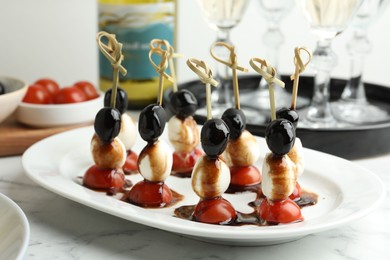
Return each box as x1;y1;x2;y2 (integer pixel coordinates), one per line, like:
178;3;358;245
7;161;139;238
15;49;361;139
98;0;177;109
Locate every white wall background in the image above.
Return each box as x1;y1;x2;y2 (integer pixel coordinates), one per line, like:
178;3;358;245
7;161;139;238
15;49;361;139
0;0;389;89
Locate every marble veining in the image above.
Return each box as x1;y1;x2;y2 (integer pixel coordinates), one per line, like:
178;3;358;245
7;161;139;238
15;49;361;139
0;155;390;259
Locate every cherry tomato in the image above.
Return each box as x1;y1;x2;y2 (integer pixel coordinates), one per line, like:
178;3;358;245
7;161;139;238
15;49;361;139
193;197;237;224
34;78;60;97
230;166;261;187
83;165;125;191
22;84;53;104
172;148;202;176
289;182;302;201
258;198;303;224
74;81;99;100
123;150;139;174
54;86;87;104
127;180;172;208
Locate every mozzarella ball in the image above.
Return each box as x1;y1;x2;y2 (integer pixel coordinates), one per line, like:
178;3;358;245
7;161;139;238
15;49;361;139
191;155;230;199
168;115;200;153
91;134;126;169
261;153;296;201
288;137;304;177
138;140;173;182
223;130;260;167
118;113;137;151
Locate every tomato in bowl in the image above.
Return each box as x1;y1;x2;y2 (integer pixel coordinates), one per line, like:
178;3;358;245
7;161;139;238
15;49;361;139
16;79;103;128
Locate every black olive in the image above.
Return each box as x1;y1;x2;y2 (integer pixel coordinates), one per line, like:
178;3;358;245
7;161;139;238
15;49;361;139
221;108;246;139
265;119;295;156
138;104;167;143
276;107;299;129
170;89;198;119
104;87;128;114
94;107;122;143
201;118;230;158
0;81;5;95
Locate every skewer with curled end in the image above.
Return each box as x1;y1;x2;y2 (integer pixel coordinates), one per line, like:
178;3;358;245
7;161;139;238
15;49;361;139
100;35;140;174
250;57;303;224
211;42;262;192
83;31;128;193
276;47;312;200
150;40;204;177
126;39;176;208
187;58;236;225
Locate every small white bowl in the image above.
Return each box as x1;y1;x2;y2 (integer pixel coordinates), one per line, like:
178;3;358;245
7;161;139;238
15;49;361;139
16;94;104;128
0;76;28;124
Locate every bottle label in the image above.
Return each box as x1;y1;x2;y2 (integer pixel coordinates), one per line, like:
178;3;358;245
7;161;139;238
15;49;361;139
98;3;174;81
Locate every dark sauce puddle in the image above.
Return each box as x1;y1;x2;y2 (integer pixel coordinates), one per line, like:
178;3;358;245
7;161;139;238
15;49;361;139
174;189;318;226
80;174;318;225
121;189;184;208
80;175;184;208
78;176;133;196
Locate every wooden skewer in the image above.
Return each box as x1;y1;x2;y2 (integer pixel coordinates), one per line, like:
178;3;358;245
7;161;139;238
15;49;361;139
249;57;285;121
290;47;312;110
186;58;219;120
169;58;178;92
210;42;248;110
148;39;174;106
96;31;127;108
149;39;182;93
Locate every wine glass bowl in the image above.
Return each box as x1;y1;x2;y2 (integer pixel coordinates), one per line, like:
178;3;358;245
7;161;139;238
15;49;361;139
331;0;390;124
196;0;249;114
198;0;248;31
239;0;308;118
300;0;363;128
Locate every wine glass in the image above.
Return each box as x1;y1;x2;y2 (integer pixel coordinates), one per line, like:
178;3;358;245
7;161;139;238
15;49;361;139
300;0;363;128
241;0;307;113
331;0;390;124
197;0;249;114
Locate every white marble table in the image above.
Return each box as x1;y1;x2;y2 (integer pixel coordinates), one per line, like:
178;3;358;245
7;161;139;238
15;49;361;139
0;150;389;260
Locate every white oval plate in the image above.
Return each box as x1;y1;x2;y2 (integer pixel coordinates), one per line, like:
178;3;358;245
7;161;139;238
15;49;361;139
0;193;30;259
22;126;385;246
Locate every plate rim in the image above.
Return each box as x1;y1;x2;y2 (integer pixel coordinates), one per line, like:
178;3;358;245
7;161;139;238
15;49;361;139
0;192;30;260
22;126;386;243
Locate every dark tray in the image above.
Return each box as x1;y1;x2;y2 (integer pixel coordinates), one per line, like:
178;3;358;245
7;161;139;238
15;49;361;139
164;75;390;159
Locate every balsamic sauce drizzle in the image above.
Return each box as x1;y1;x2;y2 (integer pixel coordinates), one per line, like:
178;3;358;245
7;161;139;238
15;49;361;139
80;174;318;226
174;188;318;226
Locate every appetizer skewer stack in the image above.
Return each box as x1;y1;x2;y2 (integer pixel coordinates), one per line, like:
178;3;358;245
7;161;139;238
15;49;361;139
126;39;175;208
250;57;303;224
276;47;312;201
164;40;202;177
211;42;262;192
187;58;237;225
168;89;202;177
83;31;128;193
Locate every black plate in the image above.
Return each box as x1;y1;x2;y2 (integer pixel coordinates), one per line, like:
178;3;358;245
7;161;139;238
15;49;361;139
164;75;390;159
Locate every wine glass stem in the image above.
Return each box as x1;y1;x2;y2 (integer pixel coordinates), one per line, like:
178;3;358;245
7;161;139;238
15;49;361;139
214;28;232;106
342;30;370;104
312;70;332;117
342;54;366;102
264;24;282;67
259;25;283;90
307;39;336;123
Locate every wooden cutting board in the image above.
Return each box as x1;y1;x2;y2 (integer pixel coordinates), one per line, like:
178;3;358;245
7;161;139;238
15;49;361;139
0;114;91;157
